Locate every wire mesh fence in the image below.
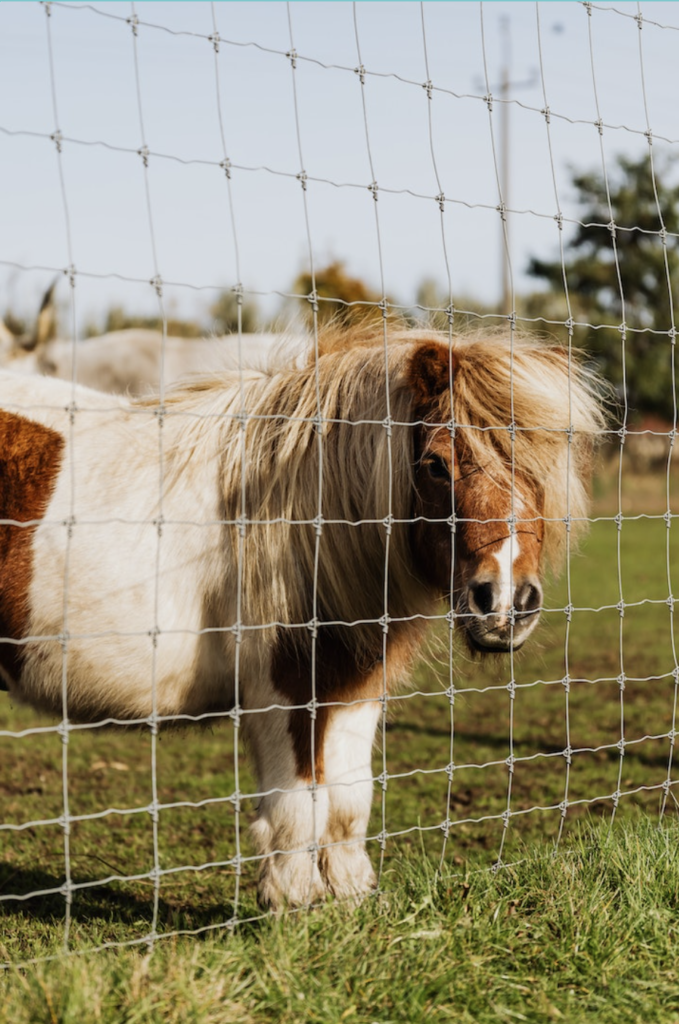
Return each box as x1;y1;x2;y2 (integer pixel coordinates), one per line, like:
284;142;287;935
1;0;679;968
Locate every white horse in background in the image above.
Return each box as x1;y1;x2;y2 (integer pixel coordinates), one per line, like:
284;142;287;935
29;328;307;395
0;282;307;394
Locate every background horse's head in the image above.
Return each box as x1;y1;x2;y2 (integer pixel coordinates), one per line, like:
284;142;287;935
0;279;57;376
406;336;604;654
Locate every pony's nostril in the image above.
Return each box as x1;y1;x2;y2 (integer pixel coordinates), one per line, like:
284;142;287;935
515;581;543;614
468;580;496;617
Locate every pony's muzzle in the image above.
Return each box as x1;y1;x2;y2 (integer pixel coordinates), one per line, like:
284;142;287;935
461;574;543;652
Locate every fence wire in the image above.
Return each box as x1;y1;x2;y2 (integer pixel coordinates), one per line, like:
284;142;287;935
1;0;679;968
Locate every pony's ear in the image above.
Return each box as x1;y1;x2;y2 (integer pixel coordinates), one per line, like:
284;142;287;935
407;342;456;411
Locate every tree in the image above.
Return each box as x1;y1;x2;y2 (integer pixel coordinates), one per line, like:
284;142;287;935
412;279;495;332
527;153;679;421
209;289;259;335
290;261;386;329
82;290;260;340
85;306;204;339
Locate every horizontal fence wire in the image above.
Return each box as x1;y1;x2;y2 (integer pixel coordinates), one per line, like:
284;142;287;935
1;0;678;968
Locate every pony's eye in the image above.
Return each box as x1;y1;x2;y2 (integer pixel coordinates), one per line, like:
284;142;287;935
424;454;450;480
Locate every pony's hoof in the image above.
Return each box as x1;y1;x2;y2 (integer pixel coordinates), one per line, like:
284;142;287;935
257;853;327;912
321;844;376;903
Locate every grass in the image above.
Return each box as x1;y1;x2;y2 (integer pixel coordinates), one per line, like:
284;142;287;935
3;820;679;1023
2;460;679;1019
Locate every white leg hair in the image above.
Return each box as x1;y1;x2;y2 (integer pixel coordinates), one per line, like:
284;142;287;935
319;698;381;901
247;701;328;911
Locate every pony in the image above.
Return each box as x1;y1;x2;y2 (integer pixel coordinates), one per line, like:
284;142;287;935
0;281;306;394
0;328;603;909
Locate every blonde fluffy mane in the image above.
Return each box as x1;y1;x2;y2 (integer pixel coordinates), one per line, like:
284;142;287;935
145;325;604;654
313;323;605;567
436;328;604;567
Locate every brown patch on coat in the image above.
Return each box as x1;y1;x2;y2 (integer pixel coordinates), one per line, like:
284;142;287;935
0;411;64;686
272;622;425;782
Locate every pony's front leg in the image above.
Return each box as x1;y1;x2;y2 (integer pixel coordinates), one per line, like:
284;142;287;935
248;706;329;911
319;698;381;901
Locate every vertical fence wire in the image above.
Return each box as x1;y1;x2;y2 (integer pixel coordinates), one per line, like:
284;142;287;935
4;0;679;967
285;1;325;902
418;1;459;871
352;0;394;888
413;4;462;876
633;3;679;823
479;1;518;869
128;0;167;946
534;3;577;850
43;0;76;955
210;0;245;924
584;1;630;828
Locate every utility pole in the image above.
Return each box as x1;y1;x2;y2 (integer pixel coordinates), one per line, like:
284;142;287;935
499;15;511;314
484;16;538;313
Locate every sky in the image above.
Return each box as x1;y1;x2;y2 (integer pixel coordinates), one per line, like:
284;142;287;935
2;0;679;333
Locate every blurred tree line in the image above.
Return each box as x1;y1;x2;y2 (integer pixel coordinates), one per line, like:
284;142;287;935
85;306;204;339
81;261;390;340
83;291;259;339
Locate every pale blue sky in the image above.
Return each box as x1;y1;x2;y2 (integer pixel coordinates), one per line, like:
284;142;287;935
2;0;679;331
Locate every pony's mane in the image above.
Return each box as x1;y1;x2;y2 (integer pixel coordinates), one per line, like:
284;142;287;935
435;327;605;567
135;326;604;654
313;322;605;567
142;345;430;659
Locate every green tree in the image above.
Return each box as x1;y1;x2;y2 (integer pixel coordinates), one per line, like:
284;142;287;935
527;153;679;421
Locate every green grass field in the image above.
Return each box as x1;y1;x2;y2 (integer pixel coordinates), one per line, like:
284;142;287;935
2;462;679;1021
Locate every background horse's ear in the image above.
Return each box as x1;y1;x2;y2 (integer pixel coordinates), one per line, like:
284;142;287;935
20;278;59;353
407;342;456;411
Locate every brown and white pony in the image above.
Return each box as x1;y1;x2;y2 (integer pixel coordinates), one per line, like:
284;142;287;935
0;329;602;909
